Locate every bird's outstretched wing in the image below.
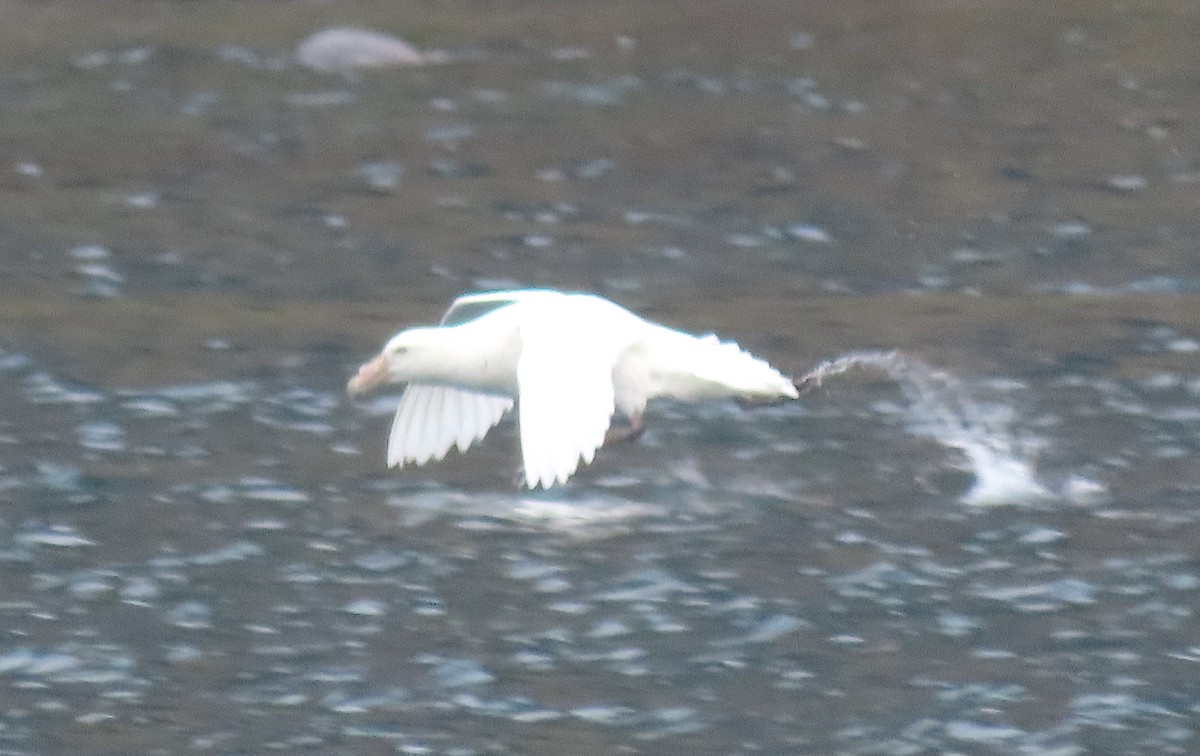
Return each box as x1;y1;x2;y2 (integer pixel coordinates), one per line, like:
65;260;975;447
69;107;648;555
387;384;513;468
516;314;625;489
440;289;563;326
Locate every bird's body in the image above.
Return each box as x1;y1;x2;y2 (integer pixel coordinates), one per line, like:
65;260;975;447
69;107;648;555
348;289;798;488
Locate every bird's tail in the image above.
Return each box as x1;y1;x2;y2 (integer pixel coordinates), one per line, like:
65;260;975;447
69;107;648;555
650;330;798;400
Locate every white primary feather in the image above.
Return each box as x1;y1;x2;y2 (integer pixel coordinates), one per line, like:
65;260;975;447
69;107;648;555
516;305;627;488
387;384;513;467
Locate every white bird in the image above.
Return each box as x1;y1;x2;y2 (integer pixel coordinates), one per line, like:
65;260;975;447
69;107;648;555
347;289;800;488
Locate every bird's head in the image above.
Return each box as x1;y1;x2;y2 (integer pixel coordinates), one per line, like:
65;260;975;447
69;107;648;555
347;328;433;397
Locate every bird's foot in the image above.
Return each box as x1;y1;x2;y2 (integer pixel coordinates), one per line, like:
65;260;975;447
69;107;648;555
793;374;822;396
604;414;645;445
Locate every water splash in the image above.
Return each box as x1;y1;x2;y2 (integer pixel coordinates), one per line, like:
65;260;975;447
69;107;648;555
797;351;1050;506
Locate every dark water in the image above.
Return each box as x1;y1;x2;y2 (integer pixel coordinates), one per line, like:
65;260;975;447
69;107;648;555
2;2;1200;753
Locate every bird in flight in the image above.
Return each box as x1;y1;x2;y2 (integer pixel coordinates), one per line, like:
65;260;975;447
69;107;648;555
348;289;800;488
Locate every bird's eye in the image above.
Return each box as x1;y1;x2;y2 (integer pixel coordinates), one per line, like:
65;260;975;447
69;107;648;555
392;346;408;355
